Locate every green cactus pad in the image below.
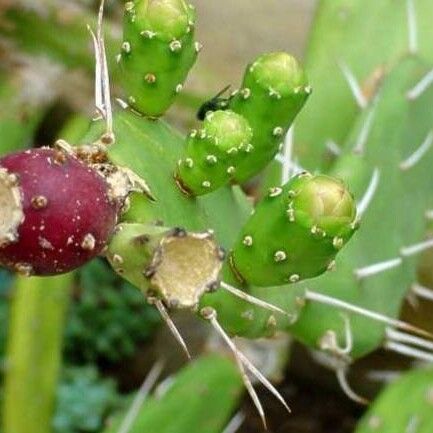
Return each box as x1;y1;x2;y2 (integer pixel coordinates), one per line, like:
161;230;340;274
355;368;433;433
119;0;198;117
107;223;223;309
288;55;433;358
176;110;253;195
229;52;310;182
295;0;433;170
230;173;356;287
104;355;243;433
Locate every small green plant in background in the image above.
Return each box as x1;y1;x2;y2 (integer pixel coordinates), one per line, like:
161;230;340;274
1;0;433;432
53;366;123;433
65;259;160;364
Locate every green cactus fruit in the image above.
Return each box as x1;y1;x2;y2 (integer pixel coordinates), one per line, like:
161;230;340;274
119;0;198;117
355;367;433;433
107;223;224;309
176;110;253;195
230;172;357;286
229;52;310;182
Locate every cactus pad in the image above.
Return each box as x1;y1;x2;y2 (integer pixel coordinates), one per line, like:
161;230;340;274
119;0;198;117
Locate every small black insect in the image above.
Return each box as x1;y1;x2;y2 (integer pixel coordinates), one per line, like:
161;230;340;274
197;85;232;120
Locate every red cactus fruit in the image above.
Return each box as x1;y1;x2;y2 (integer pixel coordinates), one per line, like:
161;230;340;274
0;148;119;276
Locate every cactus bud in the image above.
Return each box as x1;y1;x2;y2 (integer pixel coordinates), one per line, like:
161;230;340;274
0;148;119;275
107;223;224;309
119;0;198;117
230;173;357;286
229;52;310;182
176;110;253;195
294;174;356;234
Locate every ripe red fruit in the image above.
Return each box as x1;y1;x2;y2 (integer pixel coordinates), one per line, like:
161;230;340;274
0;148;119;275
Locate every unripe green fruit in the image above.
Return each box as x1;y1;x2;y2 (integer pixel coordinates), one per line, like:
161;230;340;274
119;0;198;117
230;173;357;286
176;110;253;195
229;52;310;182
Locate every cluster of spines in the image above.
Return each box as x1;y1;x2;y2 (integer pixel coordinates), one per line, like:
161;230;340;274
230;172;357;287
119;0;199;117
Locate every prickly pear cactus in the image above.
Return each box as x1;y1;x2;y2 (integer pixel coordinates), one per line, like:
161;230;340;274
4;0;433;427
355;367;433;433
119;0;199;117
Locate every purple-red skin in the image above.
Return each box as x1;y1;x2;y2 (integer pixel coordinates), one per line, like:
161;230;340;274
0;148;119;275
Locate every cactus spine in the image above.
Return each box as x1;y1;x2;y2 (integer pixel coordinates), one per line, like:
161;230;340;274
119;0;198;117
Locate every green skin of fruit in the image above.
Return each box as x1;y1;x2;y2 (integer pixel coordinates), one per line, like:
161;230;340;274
120;0;198;117
177;110;253;195
106;223;169;291
229;52;310;182
231;173;357;287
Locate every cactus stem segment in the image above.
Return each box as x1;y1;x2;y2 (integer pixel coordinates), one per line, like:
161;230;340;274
117;360;164;433
220;281;294;319
406;68;433;99
357;168;380;217
400;131;433;170
353;107;376;154
200;307;291;428
0;168;24;247
304;290;433;340
354;257;402;279
406;0;418;54
148;297;191;360
338;61;367;109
